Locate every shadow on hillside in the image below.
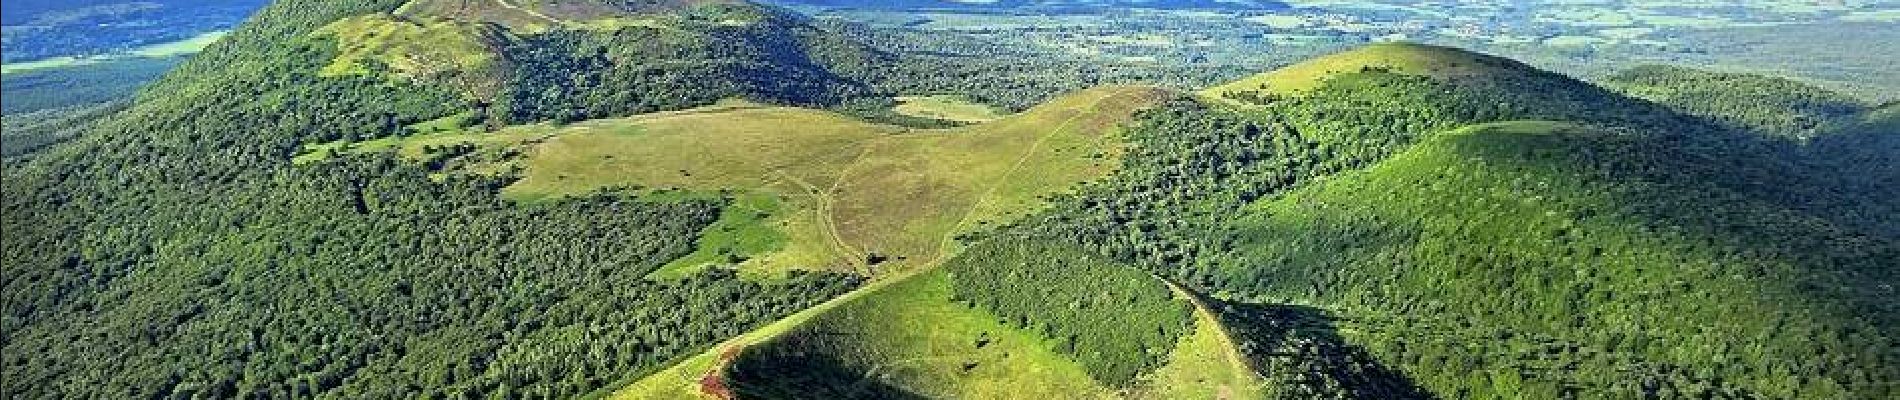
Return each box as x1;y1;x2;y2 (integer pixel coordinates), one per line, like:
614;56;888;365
725;345;928;400
1213;301;1436;400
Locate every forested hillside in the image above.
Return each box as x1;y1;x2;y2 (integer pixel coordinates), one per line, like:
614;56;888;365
0;0;874;398
1605;65;1872;139
984;44;1900;398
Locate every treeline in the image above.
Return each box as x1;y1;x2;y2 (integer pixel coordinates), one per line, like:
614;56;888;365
809;18;1241;112
942;240;1192;385
2;1;862;398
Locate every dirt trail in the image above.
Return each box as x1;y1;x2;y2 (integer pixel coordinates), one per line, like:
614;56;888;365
934;88;1138;265
1159;277;1265;394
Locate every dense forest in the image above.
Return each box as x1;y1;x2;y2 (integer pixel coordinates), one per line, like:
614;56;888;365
1605;65;1872;139
1;1;862;398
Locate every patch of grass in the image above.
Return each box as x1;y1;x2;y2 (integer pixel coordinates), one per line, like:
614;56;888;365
605;267;934;400
313;14;510;92
891;95;1006;123
289;115;551;165
1136;298;1266;399
648;192;791;280
395;0;559;32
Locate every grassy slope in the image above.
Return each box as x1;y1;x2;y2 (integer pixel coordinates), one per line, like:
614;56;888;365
717;270;1261;400
290;87;1161;279
892;95;1007;123
725;270;1117;399
1138;282;1267;399
395;0;560;31
604;87;1264;399
1201;42;1526;98
394;0;739;31
313;14;511;94
336;86;1159;279
1232;121;1897;398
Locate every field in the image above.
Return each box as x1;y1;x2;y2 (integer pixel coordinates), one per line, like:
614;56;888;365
0;30;228;74
300;87;1165;278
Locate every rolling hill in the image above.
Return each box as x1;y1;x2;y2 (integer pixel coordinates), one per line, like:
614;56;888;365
3;0;1897;398
1201;42;1541;99
0;0;892;398
998;44;1900;398
601;43;1895;399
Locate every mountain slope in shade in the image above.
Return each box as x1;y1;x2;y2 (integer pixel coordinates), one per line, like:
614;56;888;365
1604;64;1871;139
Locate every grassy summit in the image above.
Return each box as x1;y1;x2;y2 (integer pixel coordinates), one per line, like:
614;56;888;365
1202;42;1536;98
300;86;1168;278
394;0;745;30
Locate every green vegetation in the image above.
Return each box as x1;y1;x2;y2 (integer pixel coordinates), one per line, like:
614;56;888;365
725;270;1116;399
891;94;1006;123
985;44;1900;399
1;100;128;157
1606;64;1871;139
308;87;1160;277
6;0;1899;397
1;1;870;398
700;240;1257;400
0;55;183;115
945;240;1193;385
1202;42;1531;98
608;44;1897;399
314;15;512;95
649;192;792;280
1136;297;1266;400
1230;121;1896;397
